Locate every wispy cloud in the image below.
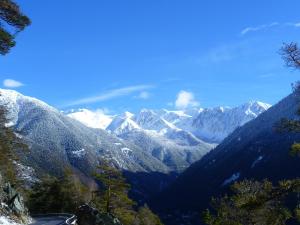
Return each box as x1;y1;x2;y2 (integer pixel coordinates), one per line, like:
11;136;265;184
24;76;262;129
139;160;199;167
175;90;199;109
67;85;154;106
241;22;279;36
240;22;300;36
3;79;24;88
134;91;151;100
196;39;251;65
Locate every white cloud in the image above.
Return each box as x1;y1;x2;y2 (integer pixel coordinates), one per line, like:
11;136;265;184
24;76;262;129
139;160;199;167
241;22;279;36
175;90;199;109
135;91;150;100
3;79;24;88
67;108;114;129
67;85;154;106
240;21;300;36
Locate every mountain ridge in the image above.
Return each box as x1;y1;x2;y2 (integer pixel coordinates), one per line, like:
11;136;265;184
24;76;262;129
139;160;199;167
152;92;300;225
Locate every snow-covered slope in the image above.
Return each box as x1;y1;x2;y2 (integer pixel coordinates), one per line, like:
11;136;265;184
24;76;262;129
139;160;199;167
70;101;270;145
107;112;140;135
66;101;270;171
153;93;297;225
0;89;169;175
105;109;213;171
0;88;270;177
92;103;269;171
189;101;272;143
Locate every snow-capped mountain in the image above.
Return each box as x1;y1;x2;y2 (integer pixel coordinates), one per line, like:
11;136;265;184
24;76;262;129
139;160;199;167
69;101;271;145
0;88;271;177
105;109;213;171
106;112;140;135
0;89;169;175
190;101;272;142
153;94;297;225
66;101;269;172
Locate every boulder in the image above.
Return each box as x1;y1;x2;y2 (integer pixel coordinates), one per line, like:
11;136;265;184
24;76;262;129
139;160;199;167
76;204;122;225
3;183;27;215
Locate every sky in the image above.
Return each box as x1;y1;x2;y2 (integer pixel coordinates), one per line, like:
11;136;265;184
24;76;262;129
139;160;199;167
1;0;300;113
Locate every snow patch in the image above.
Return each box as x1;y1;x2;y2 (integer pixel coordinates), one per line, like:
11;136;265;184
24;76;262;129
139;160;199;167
251;156;263;168
72;148;86;157
114;143;122;146
121;147;132;154
14;162;39;185
0;216;22;225
222;172;240;186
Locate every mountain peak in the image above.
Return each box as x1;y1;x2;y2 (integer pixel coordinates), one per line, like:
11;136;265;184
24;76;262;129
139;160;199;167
0;89;57;126
122;111;135;119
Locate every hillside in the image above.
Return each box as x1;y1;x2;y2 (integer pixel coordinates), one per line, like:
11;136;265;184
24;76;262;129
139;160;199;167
153;92;300;224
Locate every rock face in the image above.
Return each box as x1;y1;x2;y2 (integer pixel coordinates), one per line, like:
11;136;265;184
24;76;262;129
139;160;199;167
76;204;122;225
0;174;30;224
2;183;27;215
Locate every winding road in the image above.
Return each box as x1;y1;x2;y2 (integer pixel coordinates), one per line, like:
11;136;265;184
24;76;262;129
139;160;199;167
30;215;76;225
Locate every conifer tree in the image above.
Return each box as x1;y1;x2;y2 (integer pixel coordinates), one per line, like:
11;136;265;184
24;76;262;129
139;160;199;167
93;161;136;225
203;179;300;225
133;205;164;225
0;105;26;185
278;42;300;155
0;0;30;55
27;168;88;214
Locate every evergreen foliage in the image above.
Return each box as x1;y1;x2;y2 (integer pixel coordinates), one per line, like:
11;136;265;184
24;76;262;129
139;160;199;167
0;104;26;185
133;205;164;225
27;168;89;214
203;179;300;225
203;42;300;225
0;0;30;55
93;161;137;225
93;161;163;225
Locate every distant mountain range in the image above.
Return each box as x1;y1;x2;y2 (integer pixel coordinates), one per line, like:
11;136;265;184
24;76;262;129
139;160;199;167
0;88;272;216
67;99;270;172
152;92;300;225
68;102;271;144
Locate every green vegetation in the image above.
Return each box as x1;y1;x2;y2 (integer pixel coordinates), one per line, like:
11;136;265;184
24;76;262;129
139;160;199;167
27;168;89;214
92;161;136;223
203;42;300;225
133;205;164;225
27;163;163;225
0;0;30;55
203;179;300;225
0;105;27;185
93;161;163;225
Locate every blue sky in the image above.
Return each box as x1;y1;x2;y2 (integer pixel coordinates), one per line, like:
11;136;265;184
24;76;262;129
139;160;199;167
1;0;300;113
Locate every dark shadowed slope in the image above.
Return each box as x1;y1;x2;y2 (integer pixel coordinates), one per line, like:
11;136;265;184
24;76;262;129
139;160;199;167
152;92;300;224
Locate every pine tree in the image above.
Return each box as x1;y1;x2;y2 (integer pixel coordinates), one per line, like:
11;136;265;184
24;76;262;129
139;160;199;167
133;205;164;225
27;168;89;214
93;161;137;225
0;104;26;185
203;179;300;225
278;42;300;156
93;161;164;225
0;0;30;55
